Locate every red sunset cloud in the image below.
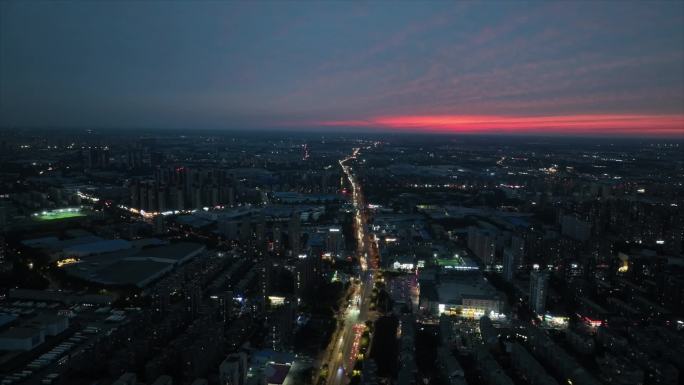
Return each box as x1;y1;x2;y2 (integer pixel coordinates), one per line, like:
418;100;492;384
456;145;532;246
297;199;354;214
316;114;684;136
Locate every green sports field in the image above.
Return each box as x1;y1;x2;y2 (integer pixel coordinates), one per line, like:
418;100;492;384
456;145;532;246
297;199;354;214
33;209;86;221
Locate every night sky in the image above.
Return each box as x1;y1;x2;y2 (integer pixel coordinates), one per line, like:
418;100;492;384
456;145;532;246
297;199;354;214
1;1;683;135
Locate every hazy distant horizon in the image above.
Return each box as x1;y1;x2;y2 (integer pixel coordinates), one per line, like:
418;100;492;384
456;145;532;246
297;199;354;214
1;125;682;141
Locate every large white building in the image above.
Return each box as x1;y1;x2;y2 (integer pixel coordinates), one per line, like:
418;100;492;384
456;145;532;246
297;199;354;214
432;276;505;319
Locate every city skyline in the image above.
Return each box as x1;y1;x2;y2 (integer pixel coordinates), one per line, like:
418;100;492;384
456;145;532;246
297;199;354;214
1;1;683;136
1;2;684;385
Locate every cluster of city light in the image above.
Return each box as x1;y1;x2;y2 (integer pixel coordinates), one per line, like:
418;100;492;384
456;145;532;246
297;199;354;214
532;263;555;270
392;262;414;271
582;316;603;328
56;257;80;267
618;260;629;273
321;149;373;385
348;324;366;372
116;200;239;219
437;305;505;320
409;183;470;189
341;150;369;272
267;295;286;307
540;166;559;174
76;191;100;203
542;314;569;329
118;205;201;218
442;265;479;271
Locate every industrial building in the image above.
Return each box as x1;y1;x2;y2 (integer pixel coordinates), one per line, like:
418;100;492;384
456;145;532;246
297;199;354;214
63;242;205;287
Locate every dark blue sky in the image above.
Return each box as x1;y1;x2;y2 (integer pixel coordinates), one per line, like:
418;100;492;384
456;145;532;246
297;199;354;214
1;1;683;134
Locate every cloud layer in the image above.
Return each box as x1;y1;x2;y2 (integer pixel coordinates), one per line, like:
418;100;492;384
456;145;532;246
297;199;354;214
1;1;682;136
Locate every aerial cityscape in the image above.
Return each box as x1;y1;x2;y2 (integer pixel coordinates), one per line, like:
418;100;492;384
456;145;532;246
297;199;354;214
0;2;683;385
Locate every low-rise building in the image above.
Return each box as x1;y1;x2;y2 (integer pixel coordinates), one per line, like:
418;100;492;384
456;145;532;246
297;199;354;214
0;327;45;351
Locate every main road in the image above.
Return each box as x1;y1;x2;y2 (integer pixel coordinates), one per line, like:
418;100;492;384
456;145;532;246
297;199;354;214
320;148;377;385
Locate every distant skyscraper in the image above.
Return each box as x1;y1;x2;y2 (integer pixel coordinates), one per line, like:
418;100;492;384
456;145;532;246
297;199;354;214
154;215;165;235
227;187;235;207
218;290;234;324
561;214;592;242
260;260;271;307
139;183;149;210
171;186;185;210
255;215;266;248
503;248;515;282
326;227;344;258
187;284;202;318
511;235;525;264
157;186;167;212
272;224;282;253
86;147;110;169
192;185;202;209
239;219;252;245
295;253;321;298
529;270;550;314
129;181;140;209
0;204;6;231
0;236;6;262
266;299;295;351
151;151;164;168
289;212;301;255
468;227;497;265
151;287;170;320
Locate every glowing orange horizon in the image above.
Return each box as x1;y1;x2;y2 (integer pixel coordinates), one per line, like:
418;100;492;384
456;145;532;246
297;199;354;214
315;114;684;135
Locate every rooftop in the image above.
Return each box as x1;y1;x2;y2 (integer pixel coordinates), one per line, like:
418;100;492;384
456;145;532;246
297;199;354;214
89;259;173;287
136;242;205;262
63;242;204;287
63;239;132;256
437;276;501;304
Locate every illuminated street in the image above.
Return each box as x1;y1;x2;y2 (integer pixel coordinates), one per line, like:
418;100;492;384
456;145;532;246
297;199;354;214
320;148;377;385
